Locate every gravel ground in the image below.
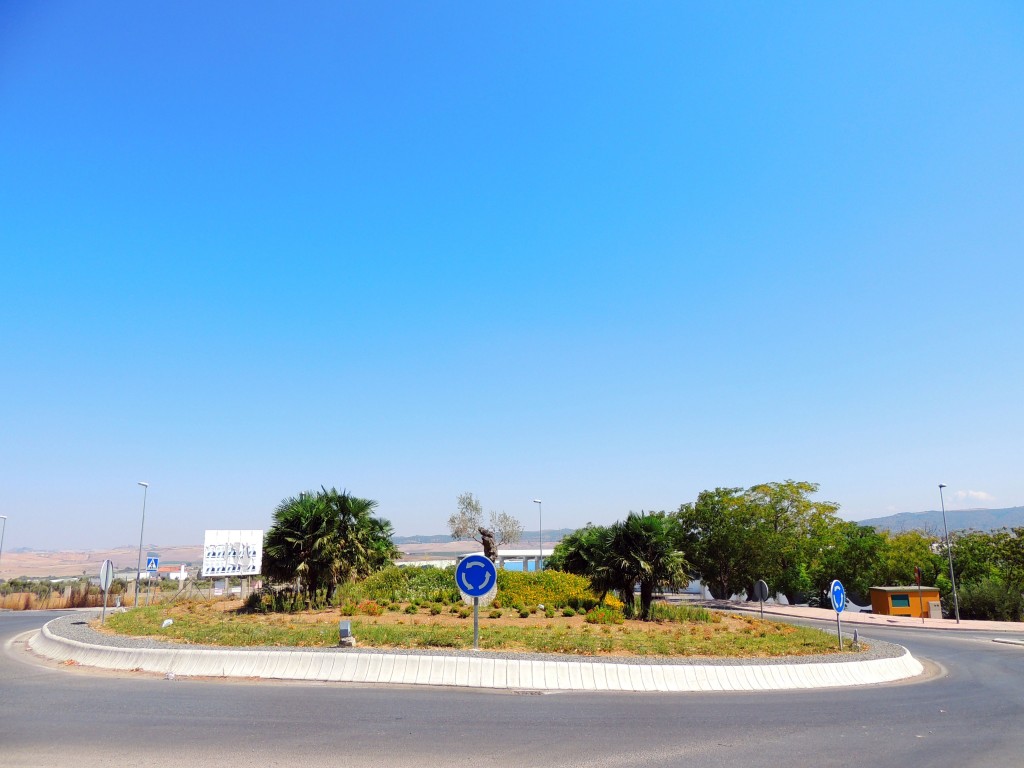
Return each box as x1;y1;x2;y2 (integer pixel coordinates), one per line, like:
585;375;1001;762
46;610;906;667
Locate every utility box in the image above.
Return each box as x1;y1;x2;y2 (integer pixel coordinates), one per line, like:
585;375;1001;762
869;586;942;618
928;601;943;619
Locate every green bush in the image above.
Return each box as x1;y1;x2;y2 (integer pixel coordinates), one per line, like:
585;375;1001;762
404;604;418;614
544;607;555;618
519;609;530;618
562;607;576;617
647;602;713;624
430;605;442;615
458;608;471;619
348;566;461;605
495;570;598;611
584;606;625;625
951;577;1024;621
489;609;503;618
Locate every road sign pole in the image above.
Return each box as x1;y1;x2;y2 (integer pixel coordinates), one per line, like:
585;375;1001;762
836;612;843;650
473;597;479;650
101;586;109;625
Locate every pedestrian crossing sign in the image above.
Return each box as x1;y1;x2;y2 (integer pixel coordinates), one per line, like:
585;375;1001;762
146;557;159;572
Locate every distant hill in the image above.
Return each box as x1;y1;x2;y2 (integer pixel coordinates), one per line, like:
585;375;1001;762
393;529;574;546
859;506;1024;534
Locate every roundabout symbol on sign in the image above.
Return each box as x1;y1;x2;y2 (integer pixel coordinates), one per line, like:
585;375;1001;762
830;579;846;614
456;554;497;598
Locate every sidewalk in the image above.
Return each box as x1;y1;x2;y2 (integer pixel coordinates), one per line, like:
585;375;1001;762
717;601;1024;633
26;612;925;694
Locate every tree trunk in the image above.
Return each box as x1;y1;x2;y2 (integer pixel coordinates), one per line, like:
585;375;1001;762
639;581;655;620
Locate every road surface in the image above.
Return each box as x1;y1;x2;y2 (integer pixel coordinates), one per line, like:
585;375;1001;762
3;610;1022;767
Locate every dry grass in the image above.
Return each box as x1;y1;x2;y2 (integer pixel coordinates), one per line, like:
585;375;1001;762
100;599;860;658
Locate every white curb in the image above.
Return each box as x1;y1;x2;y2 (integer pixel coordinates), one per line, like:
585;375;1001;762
29;620;924;693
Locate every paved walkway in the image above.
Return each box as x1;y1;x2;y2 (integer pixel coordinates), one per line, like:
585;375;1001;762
27;613;925;693
718;600;1024;633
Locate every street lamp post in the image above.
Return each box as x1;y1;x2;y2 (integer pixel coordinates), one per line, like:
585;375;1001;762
938;483;960;623
0;515;8;582
532;499;543;572
134;482;149;607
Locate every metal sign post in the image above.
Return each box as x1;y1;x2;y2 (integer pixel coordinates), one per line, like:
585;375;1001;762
755;579;769;619
456;555;498;651
830;580;846;650
915;566;925;624
99;559;114;625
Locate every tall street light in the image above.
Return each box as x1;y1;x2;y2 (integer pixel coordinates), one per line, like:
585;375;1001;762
134;482;149;607
532;499;543;572
938;483;960;623
0;515;8;582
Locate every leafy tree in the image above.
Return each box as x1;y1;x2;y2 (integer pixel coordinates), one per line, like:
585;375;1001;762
675;488;756;600
744;481;842;604
874;530;942;587
447;491;523;561
263;487;398;600
806;521;886;604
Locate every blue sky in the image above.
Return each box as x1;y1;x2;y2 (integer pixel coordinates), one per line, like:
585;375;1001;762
2;3;1022;550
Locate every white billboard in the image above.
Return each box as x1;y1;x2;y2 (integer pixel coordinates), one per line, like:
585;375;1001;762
202;529;264;578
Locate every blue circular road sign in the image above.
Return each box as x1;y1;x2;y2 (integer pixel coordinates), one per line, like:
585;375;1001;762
456;554;498;598
830;579;846;613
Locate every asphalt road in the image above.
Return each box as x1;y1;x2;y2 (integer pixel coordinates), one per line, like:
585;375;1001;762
3;610;1023;768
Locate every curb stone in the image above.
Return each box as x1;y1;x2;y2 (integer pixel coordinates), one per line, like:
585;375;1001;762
28;615;924;693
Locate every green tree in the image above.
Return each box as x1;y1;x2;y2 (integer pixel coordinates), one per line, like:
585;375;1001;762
874;530;942;587
263;487;398;601
744;481;842;604
807;521;886;604
546;524;617;601
605;512;689;619
675;488;756;600
548;513;689;620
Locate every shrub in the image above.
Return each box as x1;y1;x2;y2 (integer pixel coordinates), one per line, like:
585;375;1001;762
458;608;471;619
562;607;576;617
358;600;385;616
496;570;598;611
430;605;442;615
647;602;712;624
339;602;357;616
584;606;624;625
952;577;1024;621
489;609;503;619
404;604;418;614
519;609;530;618
544;608;555;619
356;566;461;605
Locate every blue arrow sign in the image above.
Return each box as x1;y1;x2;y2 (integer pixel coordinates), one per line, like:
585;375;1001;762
830;579;846;614
456;554;497;598
146;557;160;572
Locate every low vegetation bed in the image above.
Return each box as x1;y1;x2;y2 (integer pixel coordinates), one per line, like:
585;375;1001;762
100;599;858;658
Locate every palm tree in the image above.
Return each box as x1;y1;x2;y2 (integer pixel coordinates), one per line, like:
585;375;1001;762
548;513;689;620
263;493;337;595
547;524;617;600
606;512;689;620
263;487;399;600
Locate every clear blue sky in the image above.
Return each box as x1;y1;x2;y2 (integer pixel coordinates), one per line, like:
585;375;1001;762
2;3;1022;550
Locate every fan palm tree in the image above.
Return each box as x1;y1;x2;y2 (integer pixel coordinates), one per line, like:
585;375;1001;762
263;487;399;600
606;512;689;619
